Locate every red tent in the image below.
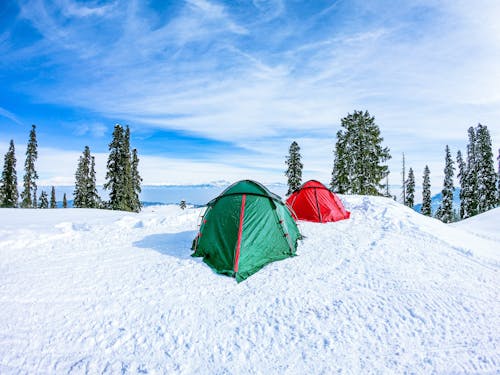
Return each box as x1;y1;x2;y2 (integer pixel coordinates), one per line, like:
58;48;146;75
286;180;350;223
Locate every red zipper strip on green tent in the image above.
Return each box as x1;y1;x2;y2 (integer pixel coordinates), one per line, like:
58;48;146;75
233;194;246;273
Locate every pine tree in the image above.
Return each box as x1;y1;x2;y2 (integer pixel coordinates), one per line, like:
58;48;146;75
74;146;100;208
63;193;68;208
285;141;303;195
50;186;56;208
104;125;140;212
33;185;37;209
463;126;478;217
20;125;38;208
331;129;349;193
475;124;497;213
401;153;406;204
331;110;391;195
421;165;432;216
180;200;187;210
456;150;467;219
0;140;19;207
436;145;455;223
38;190;48;208
105;125;124;210
405;167;415;208
131;148;142;212
497;148;500;203
121;126;134;210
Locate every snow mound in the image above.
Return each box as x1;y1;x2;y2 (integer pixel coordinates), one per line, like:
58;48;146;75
451;206;500;242
0;197;498;374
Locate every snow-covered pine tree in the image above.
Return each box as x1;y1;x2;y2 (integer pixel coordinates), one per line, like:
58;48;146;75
464;126;478;217
331;110;391;195
285;141;303;195
456;150;467;219
88;155;101;208
104;125;140;212
331;130;349;193
0;140;18;207
121;126;134;211
401;153;406;204
74;146;100;208
38;190;48;208
405;167;415;208
20;125;38;208
50;186;56;208
33;186;37;209
475;124;497;213
105;125;124;210
436;145;455;223
63;193;68;208
131;148;142;212
180;200;187;210
74;148;88;208
421;165;432;216
497;148;500;203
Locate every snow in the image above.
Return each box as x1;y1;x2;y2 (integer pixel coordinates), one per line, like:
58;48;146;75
0;196;499;374
451;206;500;243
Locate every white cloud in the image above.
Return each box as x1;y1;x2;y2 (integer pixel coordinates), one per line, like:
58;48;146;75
7;0;500;185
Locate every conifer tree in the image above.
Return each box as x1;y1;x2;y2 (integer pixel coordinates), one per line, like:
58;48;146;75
50;186;56;208
456;150;467;219
497;148;500;202
105;125;124;210
405;167;415;208
20;125;38;208
131;148;142;212
401;153;406;204
0;140;19;207
331;110;391;195
436;145;455;223
104;125;141;212
463;126;478;217
33;186;37;209
74;146;100;208
475;124;497;212
63;193;68;208
121;126;134;210
38;190;48;208
285;141;303;195
383;175;391;198
421;165;432;216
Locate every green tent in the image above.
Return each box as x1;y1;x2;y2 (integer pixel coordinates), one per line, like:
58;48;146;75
192;180;302;282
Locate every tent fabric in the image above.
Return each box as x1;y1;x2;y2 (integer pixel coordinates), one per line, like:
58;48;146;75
192;180;302;282
286;180;350;223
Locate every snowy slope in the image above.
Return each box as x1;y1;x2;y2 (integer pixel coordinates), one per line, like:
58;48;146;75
0;197;499;374
451;206;500;243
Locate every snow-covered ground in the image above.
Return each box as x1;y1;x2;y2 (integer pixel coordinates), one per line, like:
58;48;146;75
0;196;498;374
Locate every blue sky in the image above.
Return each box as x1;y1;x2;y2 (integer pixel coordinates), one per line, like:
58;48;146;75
0;0;499;190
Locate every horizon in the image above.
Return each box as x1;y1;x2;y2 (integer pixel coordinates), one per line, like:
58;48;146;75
1;1;499;188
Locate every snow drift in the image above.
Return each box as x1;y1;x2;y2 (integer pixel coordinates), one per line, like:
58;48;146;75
0;196;498;374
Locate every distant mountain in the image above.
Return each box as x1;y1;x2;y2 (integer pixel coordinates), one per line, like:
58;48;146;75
413;187;461;215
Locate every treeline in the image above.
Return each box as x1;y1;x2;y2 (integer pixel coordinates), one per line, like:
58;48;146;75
285;110;500;223
0;124;142;212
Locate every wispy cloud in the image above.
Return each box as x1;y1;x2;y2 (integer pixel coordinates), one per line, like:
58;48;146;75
0;107;23;126
2;0;500;186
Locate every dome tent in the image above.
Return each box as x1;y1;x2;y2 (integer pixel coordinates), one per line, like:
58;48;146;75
192;180;302;282
286;180;350;223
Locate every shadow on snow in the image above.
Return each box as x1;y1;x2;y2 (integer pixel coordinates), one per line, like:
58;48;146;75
133;231;197;260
